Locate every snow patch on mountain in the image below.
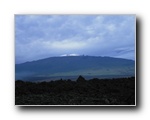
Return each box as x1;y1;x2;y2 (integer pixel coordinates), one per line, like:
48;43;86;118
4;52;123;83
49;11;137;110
60;54;81;56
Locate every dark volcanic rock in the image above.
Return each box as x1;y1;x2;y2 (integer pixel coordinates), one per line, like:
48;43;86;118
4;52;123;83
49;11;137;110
76;75;86;82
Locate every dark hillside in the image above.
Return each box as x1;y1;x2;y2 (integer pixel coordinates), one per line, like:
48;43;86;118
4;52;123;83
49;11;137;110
15;56;135;81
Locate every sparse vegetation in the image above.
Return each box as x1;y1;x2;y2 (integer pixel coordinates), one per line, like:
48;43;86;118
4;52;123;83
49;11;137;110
15;76;135;105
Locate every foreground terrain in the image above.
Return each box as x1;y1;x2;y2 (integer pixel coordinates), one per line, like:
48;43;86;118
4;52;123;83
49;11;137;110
15;76;135;105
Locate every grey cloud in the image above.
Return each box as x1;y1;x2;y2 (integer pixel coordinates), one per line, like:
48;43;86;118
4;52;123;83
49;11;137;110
15;15;135;63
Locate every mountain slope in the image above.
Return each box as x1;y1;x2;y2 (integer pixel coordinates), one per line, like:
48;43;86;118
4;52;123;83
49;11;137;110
15;56;135;81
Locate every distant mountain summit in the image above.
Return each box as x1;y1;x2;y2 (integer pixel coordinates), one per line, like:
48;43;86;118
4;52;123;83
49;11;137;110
60;54;81;56
15;56;135;81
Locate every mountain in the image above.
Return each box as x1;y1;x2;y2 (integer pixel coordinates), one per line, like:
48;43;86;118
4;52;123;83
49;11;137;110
15;56;135;81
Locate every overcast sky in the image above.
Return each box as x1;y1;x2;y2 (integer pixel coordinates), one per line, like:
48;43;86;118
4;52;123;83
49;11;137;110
15;15;135;64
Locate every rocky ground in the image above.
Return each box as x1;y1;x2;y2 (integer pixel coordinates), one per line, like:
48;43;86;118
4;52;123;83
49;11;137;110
15;76;135;105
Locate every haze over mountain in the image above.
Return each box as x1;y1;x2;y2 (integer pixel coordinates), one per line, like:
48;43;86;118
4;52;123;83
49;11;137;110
15;56;135;81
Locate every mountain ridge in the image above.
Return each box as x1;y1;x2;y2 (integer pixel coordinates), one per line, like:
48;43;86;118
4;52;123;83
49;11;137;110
15;56;135;81
16;55;134;65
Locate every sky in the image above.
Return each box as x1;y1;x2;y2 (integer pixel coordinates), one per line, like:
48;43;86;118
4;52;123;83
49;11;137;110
15;15;135;64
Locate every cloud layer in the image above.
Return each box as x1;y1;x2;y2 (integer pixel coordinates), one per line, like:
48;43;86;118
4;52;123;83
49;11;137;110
15;15;135;63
